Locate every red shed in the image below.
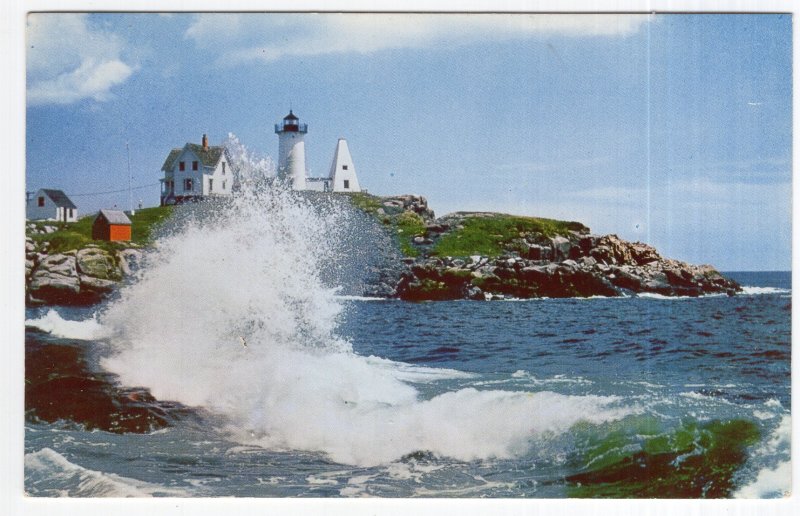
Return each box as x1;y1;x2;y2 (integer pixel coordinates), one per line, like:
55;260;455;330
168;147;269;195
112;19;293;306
92;209;132;241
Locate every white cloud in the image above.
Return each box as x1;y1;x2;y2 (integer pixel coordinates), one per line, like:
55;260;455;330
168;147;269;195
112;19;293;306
185;13;651;65
27;14;135;106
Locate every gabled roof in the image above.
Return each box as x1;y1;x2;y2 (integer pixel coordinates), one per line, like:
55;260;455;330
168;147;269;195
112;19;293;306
161;148;183;172
97;209;131;225
162;142;226;171
40;189;77;209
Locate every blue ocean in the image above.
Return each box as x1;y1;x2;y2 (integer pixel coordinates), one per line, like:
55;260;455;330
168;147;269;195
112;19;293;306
23;191;791;499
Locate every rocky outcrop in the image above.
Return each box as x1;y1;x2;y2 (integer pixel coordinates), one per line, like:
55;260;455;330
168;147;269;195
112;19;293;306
375;194;435;222
384;214;739;301
26;236;143;306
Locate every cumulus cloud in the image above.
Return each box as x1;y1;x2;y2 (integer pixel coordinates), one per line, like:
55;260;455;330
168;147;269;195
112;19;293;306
27;14;135;105
185;13;651;65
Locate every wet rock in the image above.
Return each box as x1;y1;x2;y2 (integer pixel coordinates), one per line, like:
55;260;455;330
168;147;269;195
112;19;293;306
466;285;484;300
25;333;196;433
117;248;144;276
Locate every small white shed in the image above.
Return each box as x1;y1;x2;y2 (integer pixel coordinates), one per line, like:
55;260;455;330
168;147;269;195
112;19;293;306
27;189;78;222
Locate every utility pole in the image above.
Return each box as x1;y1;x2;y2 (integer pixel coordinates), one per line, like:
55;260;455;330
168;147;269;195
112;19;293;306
126;141;134;215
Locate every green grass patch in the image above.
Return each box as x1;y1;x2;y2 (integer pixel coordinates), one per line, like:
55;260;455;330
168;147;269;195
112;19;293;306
346;193;426;257
432;214;585;258
28;206;173;254
394;211;426;257
347;192;383;215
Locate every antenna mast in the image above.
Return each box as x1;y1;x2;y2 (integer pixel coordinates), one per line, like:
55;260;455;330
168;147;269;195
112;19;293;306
126;141;133;215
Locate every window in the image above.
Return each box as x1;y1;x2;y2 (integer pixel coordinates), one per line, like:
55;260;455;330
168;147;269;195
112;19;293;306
209;179;213;192
179;161;185;171
342;165;348;170
184;178;193;191
343;180;350;189
222;180;226;190
68;209;73;219
222;162;226;175
192;161;199;171
38;196;44;207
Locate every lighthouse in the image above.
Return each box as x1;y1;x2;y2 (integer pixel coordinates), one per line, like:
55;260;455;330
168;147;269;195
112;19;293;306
275;110;308;190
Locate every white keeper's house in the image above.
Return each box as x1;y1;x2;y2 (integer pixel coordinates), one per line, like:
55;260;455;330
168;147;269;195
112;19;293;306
27;189;78;222
160;134;233;205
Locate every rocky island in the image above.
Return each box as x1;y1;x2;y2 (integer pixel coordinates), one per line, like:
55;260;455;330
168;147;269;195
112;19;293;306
25;194;740;306
351;193;740;301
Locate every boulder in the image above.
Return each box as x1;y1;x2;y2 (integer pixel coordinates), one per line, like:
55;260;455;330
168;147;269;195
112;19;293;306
551;236;572;261
28;254;81;304
609;266;644;292
79;276;117;302
76;248;121;281
560;259;579;271
524;243;551;261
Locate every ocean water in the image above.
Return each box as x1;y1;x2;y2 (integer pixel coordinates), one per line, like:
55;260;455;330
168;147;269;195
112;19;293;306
23;185;791;498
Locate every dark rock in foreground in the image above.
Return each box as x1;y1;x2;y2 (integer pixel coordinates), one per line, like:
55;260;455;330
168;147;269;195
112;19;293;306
25;329;195;433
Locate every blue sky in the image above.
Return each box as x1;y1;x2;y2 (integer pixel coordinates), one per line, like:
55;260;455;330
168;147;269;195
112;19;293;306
25;13;792;270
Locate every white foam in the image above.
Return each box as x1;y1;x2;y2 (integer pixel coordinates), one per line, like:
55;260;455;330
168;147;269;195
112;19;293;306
25;448;184;497
740;286;791;295
97;178;636;468
636;292;725;300
734;460;791;498
734;414;792;498
25;309;107;340
335;295;389;302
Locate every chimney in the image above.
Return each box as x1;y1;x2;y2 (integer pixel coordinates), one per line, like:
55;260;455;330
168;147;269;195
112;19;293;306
202;134;208;151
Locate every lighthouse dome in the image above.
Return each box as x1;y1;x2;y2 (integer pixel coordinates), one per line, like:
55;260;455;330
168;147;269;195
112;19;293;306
283;110;299;121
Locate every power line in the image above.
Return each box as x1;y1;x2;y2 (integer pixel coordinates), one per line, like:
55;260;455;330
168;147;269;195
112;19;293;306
65;182;161;198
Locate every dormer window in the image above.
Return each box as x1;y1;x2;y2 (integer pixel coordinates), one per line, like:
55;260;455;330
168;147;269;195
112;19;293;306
179;161;185;171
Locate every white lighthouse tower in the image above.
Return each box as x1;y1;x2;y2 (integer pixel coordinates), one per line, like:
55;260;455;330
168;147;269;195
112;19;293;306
275;110;308;190
328;138;361;192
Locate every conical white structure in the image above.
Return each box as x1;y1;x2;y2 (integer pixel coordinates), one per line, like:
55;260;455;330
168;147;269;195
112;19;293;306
275;110;307;190
328;138;361;193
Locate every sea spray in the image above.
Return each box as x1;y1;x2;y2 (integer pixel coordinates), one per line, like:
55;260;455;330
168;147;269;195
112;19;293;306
97;179;635;467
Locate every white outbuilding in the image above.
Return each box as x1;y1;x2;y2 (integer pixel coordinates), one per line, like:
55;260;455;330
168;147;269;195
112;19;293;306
328;138;361;193
160;134;233;205
27;189;78;222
